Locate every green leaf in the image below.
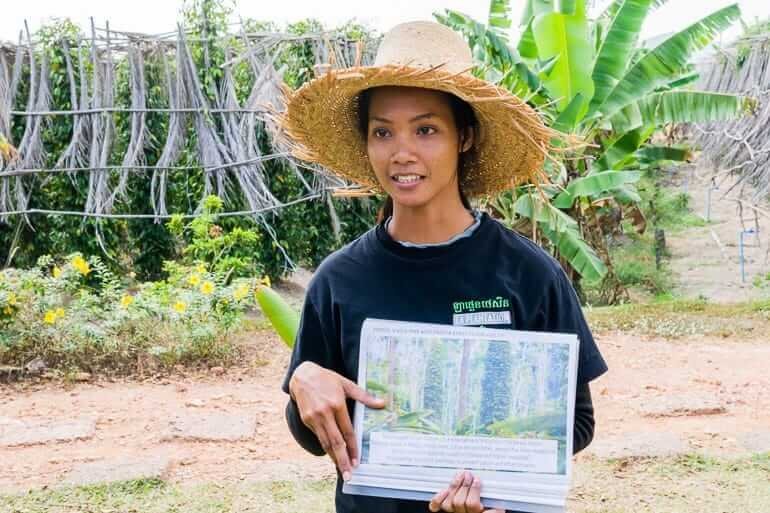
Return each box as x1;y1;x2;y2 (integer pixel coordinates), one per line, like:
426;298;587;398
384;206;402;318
596;126;654;169
557;0;578;15
597;4;741;118
254;286;300;349
541;225;607;282
532;3;595;112
518;0;554;58
553;170;642;208
600;0;669;22
635;145;692;163
518;21;539;59
610;90;753;131
514;192;577;232
664;72;700;89
488;0;513;39
552;93;585;133
612;185;642;204
590;0;654;113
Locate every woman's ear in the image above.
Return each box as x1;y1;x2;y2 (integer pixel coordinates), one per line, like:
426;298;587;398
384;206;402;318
459;126;474;153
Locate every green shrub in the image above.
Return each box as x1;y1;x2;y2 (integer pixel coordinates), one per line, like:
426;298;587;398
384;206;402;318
0;253;270;373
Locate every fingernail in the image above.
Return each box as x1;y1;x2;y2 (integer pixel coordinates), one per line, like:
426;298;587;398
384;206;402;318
342;470;352;481
352;458;358;467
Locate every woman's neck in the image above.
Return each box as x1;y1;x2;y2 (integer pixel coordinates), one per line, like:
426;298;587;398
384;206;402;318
387;198;474;245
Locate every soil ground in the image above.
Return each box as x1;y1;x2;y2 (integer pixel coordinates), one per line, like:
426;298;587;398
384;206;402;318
1;169;769;511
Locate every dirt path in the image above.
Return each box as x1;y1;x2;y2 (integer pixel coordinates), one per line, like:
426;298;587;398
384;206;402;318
666;165;769;302
1;329;769;494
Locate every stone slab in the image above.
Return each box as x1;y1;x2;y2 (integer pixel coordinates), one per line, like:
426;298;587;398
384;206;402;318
163;411;256;442
640;395;726;418
0;417;96;447
64;455;170;486
586;432;689;459
738;431;770;453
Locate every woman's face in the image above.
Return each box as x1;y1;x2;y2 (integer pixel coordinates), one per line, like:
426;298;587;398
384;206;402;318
365;86;470;211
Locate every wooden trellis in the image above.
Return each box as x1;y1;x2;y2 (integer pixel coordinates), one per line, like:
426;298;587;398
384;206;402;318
693;34;770;204
0;19;377;226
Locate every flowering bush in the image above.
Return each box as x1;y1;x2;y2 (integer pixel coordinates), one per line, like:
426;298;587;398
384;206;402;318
0;253;271;374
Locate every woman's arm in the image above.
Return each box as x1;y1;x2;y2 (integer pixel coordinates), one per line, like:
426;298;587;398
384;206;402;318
573;382;595;454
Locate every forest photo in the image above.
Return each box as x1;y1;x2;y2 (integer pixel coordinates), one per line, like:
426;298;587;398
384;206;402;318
360;333;572;474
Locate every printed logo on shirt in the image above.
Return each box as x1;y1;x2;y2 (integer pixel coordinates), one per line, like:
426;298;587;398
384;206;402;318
452;297;510;314
451;296;512;326
453;310;511;326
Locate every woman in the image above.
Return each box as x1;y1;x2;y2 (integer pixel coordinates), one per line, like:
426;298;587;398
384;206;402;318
279;21;607;513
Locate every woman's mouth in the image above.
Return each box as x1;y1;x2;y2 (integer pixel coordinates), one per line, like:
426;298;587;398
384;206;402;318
391;174;425;189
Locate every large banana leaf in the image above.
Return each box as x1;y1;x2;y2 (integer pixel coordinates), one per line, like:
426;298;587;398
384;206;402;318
437;9;542;97
610;90;753;131
635;145;692;164
553;170;642;208
597;4;741;119
532;0;595;112
514;192;577;232
590;0;654;113
600;0;669;21
541;225;607;282
513;192;606;281
595;126;655;169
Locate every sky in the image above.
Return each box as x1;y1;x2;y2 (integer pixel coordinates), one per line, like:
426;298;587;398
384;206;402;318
1;0;769;45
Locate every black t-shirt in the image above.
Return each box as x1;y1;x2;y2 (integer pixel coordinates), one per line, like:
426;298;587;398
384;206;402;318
282;212;608;513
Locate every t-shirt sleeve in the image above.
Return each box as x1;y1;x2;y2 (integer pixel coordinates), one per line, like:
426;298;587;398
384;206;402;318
539;267;608;384
281;287;343;394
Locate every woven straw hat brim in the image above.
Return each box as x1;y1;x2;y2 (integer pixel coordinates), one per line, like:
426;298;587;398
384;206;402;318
280;63;558;197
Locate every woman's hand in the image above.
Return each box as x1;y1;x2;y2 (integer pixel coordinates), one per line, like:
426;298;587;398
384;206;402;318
289;361;385;480
429;471;504;513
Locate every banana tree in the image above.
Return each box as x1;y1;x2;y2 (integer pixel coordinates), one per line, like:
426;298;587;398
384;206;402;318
437;0;753;298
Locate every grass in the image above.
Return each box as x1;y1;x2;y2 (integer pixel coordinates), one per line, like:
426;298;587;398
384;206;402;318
585;297;770;338
2;454;768;513
572;452;770;513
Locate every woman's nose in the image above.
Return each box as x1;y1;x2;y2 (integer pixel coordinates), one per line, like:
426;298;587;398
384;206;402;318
389;135;418;165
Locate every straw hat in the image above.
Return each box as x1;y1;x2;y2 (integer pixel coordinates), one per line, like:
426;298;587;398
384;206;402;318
279;21;556;197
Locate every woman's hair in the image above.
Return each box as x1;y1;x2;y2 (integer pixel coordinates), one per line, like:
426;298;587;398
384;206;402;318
356;88;478;223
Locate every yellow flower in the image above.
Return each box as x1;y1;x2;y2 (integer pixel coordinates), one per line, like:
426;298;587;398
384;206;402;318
196;263;207;274
54;307;65;319
173;301;187;313
44;310;57;324
120;295;134;308
71;256;91;276
8;292;17;306
259;275;271;288
233;284;249;301
200;281;215;295
187;274;201;287
52;266;62;278
3;306;12;315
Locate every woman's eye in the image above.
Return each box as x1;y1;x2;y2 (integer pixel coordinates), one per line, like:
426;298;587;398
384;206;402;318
372;128;390;138
417;126;437;135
